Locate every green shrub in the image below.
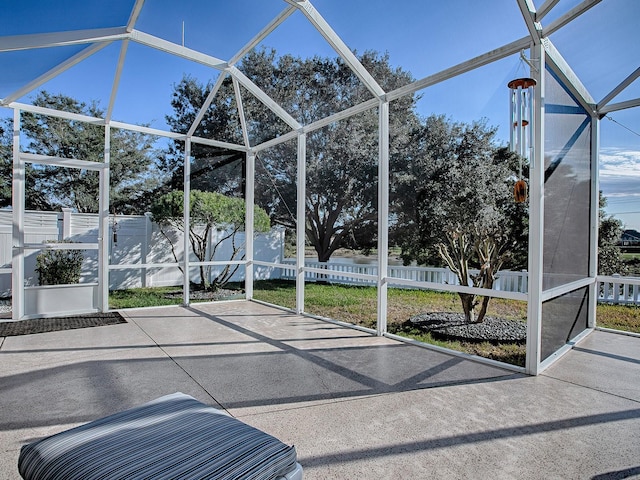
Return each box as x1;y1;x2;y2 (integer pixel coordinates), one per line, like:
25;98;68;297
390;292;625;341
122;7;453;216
35;241;84;285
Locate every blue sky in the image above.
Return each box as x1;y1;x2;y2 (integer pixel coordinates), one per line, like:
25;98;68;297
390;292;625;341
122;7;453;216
1;0;639;227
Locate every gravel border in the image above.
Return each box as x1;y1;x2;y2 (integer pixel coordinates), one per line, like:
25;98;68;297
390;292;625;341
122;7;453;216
407;312;526;344
163;288;245;302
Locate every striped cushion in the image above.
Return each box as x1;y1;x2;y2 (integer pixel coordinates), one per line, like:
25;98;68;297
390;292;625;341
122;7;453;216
18;393;298;480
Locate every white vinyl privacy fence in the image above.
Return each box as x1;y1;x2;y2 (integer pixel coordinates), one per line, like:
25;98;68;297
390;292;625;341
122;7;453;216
0;209;285;295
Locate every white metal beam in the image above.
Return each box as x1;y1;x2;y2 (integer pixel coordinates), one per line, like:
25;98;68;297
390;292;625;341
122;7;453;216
21;153;107;171
130;30;227;70
9;102;104;124
517;0;543;43
296;133;306;314
598;67;640;109
190;135;248;152
1;43;111;106
23;242;99;250
288;0;385;99
377;100;389;337
187;72;229;137
183;138;192;306
598;98;640;115
230;66;301;130
388;36;531;102
126;0;146;32
543;0;602;37
99;125;111;312
232;77;251;147
245;152;256;300
0;27;129;52
526;41;546;376
540;277;595;302
304;98;379;134
386;278;528;302
253;130;299;153
536;0;560;21
110;120;186;139
253;97;379;152
106;39;130;123
11;109;24;320
588;113;600;329
543;38;595;111
229;5;297;66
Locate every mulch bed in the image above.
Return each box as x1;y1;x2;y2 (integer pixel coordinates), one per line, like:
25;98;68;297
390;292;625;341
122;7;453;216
0;312;127;337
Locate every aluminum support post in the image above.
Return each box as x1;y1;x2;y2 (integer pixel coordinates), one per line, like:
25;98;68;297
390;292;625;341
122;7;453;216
588;115;600;328
11;109;24;320
99;124;111;311
183;138;191;306
245;152;255;300
377;100;390;336
296;133;306;314
525;43;545;375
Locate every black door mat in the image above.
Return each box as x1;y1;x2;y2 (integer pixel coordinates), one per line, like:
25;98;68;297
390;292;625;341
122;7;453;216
0;312;127;337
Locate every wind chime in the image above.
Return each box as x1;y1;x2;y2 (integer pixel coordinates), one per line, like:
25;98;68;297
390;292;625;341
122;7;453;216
508;76;536;203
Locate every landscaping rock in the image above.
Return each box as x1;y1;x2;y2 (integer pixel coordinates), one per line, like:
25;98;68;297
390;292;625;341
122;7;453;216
407;312;526;344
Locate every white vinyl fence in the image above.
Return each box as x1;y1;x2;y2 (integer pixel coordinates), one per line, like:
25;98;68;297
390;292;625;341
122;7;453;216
0;209;285;295
598;275;640;305
281;259;529;293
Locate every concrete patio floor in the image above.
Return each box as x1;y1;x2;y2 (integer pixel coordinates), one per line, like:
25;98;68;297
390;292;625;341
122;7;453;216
1;300;639;479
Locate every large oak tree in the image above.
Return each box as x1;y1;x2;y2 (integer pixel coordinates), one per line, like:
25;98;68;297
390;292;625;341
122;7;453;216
164;48;421;262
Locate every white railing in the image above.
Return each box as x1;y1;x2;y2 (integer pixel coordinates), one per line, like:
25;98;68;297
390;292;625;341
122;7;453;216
280;260;529;293
280;260;640;305
598;274;640;305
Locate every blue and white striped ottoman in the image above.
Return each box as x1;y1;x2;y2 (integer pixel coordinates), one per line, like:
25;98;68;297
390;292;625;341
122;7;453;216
18;392;302;480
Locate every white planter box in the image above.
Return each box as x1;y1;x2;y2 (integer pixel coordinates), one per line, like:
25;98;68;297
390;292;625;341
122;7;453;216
24;283;99;318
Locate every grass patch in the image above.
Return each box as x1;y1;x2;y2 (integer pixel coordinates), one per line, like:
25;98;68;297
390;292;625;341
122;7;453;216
109;286;182;309
109;285;244;309
596;303;640;333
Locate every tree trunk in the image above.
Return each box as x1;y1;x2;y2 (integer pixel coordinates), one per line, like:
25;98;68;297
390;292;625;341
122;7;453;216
199;265;210;291
475;295;490;323
458;292;476;323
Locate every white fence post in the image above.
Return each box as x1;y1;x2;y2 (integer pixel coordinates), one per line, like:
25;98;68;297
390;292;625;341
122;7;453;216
612;273;620;304
61;208;72;240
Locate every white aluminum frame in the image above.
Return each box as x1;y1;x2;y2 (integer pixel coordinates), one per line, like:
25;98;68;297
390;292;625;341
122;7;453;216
2;0;638;374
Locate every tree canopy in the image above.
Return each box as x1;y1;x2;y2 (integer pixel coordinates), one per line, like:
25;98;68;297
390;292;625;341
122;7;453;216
0;91;161;213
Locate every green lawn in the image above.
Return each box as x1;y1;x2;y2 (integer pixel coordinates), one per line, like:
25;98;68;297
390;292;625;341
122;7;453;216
109;280;640;367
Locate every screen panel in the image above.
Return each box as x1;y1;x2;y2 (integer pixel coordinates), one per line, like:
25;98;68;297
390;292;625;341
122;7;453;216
542;66;592;290
541;286;589;361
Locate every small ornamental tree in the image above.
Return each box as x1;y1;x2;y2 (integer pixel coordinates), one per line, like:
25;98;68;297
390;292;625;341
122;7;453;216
151;190;270;290
395;117;528;324
35;241;84;285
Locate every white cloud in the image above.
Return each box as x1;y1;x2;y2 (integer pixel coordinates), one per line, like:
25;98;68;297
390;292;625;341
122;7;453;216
599;148;640;177
599;147;640;229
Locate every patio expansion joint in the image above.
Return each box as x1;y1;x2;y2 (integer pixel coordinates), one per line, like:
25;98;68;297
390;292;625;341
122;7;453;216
124;315;224;410
541;372;640;406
